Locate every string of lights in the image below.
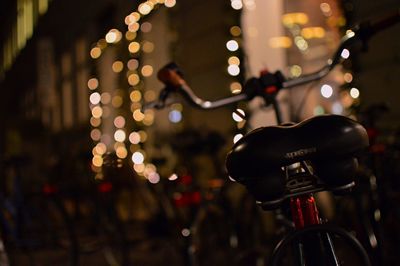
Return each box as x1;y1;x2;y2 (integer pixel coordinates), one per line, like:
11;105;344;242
88;0;245;182
88;0;177;181
88;0;358;181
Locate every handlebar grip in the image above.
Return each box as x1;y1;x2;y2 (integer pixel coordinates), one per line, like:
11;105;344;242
157;62;187;88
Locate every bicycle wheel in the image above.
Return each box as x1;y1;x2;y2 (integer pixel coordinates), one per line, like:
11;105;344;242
270;224;371;266
2;195;78;266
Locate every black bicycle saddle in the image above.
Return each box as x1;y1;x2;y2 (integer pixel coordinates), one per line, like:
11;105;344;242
226;115;369;202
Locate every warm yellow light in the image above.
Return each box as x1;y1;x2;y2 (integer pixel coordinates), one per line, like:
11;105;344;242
95;143;107;155
294;36;308;51
90;117;101;127
92;147;99;156
132;12;141;22
141;65;153;77
282;13;309;26
269;36;292;48
38;0;49;15
237;120;246;129
301;27;326;39
228;56;240;66
130;90;142;102
171;103;183;112
165;0;176;8
320;3;332;16
125;12;141;25
230;82;242;94
138;3;152;15
131;103;142;112
112;96;123;108
144;164;157;176
290;65;302;77
133;109;145;121
92;106;103;118
128;23;140;32
344;73;353;83
88;78;99;90
230;26;242;37
125;31;137;41
340;91;354;108
112;61;124;73
92;155;103;167
114;141;125;150
116;146;128;159
134;163;145;173
90;47;101;59
143;110;155;126
128;73;140;86
350;88;360;99
138;130;148;142
128;42;141;53
97;39;108;49
105;29;122;43
125;15;134;26
346;30;355;38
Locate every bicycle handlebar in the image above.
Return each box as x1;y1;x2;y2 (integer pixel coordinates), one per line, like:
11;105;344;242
145;9;399;111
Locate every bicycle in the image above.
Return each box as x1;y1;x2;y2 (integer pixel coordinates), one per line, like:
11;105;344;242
169;129;240;266
54;152;132;266
140;128;239;266
146;10;400;265
0;155;78;266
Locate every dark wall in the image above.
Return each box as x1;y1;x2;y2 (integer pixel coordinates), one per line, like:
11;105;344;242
169;0;238;134
345;0;400;131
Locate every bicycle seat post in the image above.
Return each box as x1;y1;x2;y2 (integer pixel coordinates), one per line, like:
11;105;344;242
290;194;320;229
